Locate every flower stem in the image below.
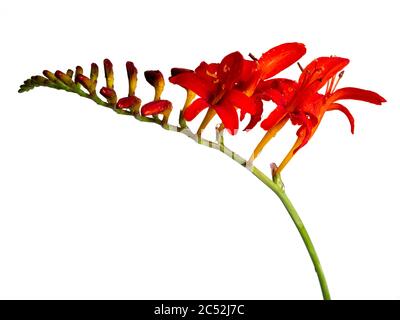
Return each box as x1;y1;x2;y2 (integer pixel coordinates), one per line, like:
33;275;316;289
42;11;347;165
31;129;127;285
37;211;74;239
48;92;331;299
251;168;331;300
176;126;331;300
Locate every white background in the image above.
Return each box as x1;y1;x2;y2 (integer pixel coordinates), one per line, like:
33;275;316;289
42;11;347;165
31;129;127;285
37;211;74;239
1;0;399;299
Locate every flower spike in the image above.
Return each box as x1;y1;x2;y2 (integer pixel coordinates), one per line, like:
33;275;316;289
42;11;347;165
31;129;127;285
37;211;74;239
18;47;387;300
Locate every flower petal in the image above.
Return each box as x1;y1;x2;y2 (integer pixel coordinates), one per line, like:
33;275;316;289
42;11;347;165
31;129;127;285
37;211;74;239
213;102;239;135
183;98;209;121
258;42;306;80
327;103;355;134
260;105;288;131
169;72;213;99
293;114;315;153
243;98;263;131
328;87;386;105
225;89;258;115
256;78;298;106
299;57;350;91
217;51;244;90
195;61;219;81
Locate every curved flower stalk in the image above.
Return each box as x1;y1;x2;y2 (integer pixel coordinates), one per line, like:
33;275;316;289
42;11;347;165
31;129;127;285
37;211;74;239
18;43;386;300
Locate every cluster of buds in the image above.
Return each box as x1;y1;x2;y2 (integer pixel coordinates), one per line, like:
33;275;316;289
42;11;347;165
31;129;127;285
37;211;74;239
19;43;386;173
18;59;172;125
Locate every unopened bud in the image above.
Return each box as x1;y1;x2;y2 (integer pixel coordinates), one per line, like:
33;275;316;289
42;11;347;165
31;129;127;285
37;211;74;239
90;63;99;84
170;68;192;77
126;61;138;96
141;99;172;125
144;70;165;101
100;87;117;105
116;95;141;113
103;59;114;89
55;70;75;87
76;74;96;95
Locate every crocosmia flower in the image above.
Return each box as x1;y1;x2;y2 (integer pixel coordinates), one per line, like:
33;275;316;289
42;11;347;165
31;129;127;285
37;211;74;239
170;51;258;134
253;56;386;172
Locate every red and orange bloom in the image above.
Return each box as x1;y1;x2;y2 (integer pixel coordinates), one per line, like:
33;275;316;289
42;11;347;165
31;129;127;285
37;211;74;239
19;45;389;302
170;51;258;134
170;43;306;135
252;56;386;173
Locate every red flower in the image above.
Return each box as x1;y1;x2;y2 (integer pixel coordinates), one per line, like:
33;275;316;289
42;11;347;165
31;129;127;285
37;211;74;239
253;56;386;172
240;42;307;131
170;43;306;134
170;51;258;134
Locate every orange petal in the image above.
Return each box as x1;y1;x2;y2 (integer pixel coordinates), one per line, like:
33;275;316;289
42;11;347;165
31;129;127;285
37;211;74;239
327;103;355;134
258;43;306;80
299;57;349;92
225;89;258;115
328;87;386;105
213;102;239;135
260;105;287;131
169;72;214;99
183;98;209;121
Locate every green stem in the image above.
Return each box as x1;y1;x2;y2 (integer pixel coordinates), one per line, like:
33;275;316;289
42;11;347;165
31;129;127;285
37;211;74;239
163;123;331;300
92;101;331;299
30;87;330;299
251;167;331;300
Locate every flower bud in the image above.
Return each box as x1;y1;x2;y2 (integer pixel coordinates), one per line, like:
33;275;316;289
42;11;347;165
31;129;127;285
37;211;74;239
55;70;75;87
103;59;114;89
126;61;138;96
141;99;172;125
144;70;165;101
74;66;83;81
66;69;74;78
32;75;50;86
100;87;117;105
43;70;58;82
90;63;99;84
116;95;141;113
76;74;96;95
170;68;192;77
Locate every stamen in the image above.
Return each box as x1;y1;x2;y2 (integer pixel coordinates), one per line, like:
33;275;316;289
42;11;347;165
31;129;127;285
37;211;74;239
331;71;345;93
297;62;304;72
325;74;336;96
248;53;258;61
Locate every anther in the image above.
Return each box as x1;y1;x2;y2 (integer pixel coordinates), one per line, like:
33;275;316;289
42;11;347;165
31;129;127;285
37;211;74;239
248;53;258;61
